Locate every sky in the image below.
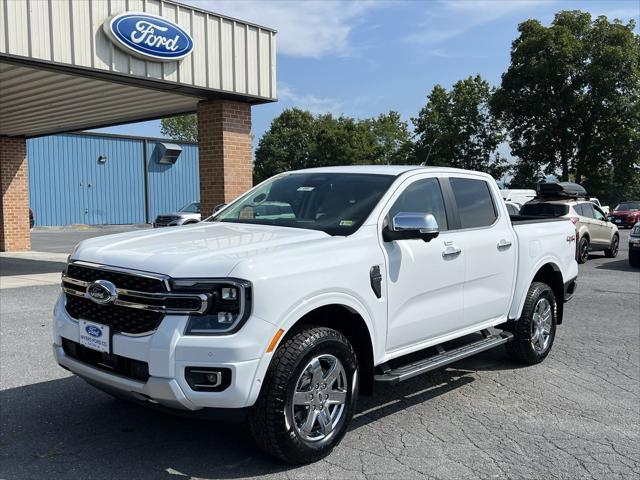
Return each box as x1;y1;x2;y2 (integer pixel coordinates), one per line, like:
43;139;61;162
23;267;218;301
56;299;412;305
95;0;639;150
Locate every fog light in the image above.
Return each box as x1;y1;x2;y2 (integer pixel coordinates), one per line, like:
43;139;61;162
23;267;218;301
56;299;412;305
185;367;231;392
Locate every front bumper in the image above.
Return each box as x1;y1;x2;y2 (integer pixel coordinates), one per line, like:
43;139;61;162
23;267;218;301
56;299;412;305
53;294;276;410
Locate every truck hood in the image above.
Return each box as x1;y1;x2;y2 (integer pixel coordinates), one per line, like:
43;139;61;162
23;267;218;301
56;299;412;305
72;222;330;278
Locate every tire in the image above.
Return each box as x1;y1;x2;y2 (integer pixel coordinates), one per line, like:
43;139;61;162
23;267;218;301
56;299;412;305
630;251;640;268
505;282;557;365
577;236;590;264
249;326;358;464
604;234;619;258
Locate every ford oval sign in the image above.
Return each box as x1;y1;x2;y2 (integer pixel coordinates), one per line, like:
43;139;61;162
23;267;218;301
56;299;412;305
103;12;194;62
85;325;103;338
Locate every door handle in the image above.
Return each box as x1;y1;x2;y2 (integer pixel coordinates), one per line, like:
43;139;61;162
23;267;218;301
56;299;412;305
497;239;512;249
442;245;462;257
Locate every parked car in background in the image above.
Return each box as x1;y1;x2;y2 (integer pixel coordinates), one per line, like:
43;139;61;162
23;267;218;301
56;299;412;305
589;198;609;215
55;166;578;464
608;201;640;228
520;195;619;264
153;201;201;227
501;189;536;207
629;223;640;268
505;201;520;216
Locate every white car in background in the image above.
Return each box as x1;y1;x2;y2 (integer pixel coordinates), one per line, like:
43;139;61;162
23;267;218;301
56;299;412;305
153;201;201;227
501;189;536;207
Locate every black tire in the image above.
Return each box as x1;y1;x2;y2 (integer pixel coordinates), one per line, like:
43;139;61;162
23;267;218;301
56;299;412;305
630;251;640;268
604;234;619;258
505;282;557;365
577;236;590;264
249;326;358;464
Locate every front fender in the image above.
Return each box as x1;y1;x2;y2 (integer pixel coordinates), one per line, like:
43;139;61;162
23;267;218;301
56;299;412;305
245;291;379;407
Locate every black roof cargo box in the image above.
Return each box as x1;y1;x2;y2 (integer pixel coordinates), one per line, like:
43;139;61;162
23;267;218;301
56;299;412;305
537;182;587;199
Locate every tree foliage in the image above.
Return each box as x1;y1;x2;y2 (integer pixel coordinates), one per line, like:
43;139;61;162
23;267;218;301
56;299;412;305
492;11;639;204
160;114;198;142
412;75;508;179
254;108;412;183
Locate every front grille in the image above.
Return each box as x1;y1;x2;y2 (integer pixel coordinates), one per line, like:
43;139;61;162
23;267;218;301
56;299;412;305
62;338;149;382
65;295;163;335
67;264;166;293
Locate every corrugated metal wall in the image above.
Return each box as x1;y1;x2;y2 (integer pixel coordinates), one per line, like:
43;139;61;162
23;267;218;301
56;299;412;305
0;0;276;101
147;141;199;220
28;133;199;226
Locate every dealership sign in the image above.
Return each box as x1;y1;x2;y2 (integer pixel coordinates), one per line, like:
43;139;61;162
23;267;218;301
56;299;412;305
103;12;194;62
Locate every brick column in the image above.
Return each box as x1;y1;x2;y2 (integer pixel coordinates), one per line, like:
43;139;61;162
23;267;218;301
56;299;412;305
0;136;30;252
197;99;253;217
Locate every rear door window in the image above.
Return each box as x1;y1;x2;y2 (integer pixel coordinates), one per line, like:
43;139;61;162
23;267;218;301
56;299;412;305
573;204;585;216
581;203;595;219
449;178;497;229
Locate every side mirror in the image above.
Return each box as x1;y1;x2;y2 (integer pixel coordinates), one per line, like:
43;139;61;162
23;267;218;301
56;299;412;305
383;212;440;242
212;203;226;215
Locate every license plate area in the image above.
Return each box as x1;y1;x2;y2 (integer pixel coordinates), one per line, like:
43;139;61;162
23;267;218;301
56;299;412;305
78;320;110;353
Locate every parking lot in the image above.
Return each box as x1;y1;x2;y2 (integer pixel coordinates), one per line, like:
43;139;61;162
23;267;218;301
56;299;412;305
1;229;638;480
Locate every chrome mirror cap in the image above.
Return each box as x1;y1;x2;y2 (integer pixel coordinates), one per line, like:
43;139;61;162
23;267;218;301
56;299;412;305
391;212;439;234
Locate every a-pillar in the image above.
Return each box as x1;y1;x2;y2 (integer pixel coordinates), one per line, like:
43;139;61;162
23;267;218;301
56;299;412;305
197;99;253;217
0;135;30;252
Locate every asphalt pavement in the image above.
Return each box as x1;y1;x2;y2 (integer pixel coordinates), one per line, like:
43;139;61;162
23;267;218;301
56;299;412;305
0;231;638;479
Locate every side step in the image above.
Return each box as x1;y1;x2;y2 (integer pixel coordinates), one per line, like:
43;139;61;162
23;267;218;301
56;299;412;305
374;330;513;384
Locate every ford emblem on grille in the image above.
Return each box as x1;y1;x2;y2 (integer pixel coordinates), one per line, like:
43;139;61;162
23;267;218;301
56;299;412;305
86;280;118;305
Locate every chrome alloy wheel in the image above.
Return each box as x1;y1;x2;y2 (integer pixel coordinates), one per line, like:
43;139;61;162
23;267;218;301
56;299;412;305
531;297;552;353
290;354;347;442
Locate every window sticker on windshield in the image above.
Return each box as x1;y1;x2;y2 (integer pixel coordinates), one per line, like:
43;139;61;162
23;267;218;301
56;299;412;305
297;186;315;192
339;220;353;227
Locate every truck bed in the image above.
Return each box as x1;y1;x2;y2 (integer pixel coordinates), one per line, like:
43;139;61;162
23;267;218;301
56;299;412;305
509;215;567;225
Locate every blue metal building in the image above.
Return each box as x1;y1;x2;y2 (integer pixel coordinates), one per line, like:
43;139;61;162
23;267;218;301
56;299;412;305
27;132;199;226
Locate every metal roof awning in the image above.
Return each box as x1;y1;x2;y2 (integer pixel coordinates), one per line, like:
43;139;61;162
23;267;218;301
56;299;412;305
0;62;204;137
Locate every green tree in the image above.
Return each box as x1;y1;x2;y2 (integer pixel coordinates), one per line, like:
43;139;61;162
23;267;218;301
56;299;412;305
254;108;413;183
492;11;639;203
413;75;507;179
160;114;197;142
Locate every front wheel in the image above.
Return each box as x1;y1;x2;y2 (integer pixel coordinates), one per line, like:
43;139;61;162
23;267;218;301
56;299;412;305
249;327;358;464
506;282;557;365
604;235;619;258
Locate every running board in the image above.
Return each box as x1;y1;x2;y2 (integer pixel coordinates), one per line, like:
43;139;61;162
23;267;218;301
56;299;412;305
374;331;513;384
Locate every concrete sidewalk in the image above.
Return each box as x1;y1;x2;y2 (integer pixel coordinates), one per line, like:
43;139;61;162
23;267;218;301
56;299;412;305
0;251;68;289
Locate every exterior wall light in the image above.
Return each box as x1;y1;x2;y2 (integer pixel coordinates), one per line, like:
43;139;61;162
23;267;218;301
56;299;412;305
97;155;108;164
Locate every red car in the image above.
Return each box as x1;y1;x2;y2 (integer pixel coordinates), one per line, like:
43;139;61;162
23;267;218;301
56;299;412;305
608;201;640;228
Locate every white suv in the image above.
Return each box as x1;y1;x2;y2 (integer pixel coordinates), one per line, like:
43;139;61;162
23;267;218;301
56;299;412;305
520;199;619;263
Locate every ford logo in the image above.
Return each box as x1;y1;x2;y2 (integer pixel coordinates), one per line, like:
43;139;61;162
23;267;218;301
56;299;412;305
86;280;118;305
85;325;103;338
103;12;194;62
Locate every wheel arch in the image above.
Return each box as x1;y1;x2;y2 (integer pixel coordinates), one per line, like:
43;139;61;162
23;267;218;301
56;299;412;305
530;263;565;324
282;304;376;396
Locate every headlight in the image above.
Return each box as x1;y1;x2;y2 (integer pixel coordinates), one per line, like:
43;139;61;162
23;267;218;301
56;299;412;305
172;279;252;335
632;225;640;235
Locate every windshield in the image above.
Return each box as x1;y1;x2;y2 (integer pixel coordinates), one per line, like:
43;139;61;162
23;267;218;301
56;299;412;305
209;173;396;235
179;202;200;213
615;202;640;211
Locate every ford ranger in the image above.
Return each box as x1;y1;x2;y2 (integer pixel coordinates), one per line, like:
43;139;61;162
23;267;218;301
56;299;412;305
54;166;578;463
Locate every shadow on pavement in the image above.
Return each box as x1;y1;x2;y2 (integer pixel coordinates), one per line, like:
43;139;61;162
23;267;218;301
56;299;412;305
594;258;636;272
0;257;66;277
0;351;513;479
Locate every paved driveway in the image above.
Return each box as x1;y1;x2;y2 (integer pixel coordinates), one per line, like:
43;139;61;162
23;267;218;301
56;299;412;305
1;231;638;479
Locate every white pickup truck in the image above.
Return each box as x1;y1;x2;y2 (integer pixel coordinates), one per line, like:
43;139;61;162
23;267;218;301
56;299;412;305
54;166;578;463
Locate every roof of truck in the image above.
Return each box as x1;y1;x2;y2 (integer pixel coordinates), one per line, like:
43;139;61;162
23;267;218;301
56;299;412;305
290;165;478;176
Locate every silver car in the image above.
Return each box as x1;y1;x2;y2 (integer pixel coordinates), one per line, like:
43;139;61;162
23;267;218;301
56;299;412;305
153;201;201;227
